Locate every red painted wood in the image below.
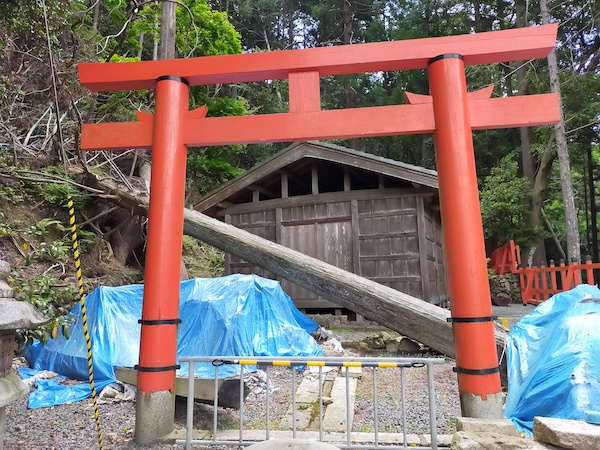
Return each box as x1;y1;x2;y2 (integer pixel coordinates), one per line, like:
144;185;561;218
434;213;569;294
404;85;493;104
78;25;558;92
429;55;501;397
80;94;560;150
289;71;321;112
136;77;190;394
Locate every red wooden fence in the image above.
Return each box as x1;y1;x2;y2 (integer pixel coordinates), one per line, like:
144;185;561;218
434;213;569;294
488;241;600;305
488;240;521;275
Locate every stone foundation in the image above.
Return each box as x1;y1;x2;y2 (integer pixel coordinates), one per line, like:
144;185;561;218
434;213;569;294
489;274;522;304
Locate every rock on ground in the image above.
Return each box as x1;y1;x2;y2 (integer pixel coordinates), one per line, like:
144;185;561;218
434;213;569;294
533;416;600;450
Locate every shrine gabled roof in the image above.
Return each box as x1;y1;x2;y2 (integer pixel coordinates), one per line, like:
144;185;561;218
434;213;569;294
195;141;438;215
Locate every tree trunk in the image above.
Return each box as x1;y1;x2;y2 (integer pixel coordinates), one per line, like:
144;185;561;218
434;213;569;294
514;3;547;267
525;142;556;266
540;0;581;262
159;0;177;60
92;0;100;31
587;139;598;261
342;0;358;150
137;32;145;59
473;0;483;32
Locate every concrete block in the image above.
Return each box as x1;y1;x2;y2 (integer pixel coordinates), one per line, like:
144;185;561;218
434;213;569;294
459;392;504;419
456;417;519;436
134;389;175;445
533;416;600;450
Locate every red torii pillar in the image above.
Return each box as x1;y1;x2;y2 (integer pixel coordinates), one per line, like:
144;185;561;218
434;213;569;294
78;24;560;444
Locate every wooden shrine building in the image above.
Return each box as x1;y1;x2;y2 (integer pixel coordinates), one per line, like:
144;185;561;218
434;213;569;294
196;141;448;310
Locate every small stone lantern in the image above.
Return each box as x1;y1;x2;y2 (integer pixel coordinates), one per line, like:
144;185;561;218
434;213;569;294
0;260;48;450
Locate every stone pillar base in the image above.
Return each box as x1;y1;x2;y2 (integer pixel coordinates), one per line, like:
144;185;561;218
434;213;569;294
460;392;504;419
134;389;175;445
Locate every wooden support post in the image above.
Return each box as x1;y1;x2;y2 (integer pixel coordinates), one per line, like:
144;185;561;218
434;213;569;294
428;54;502;418
135;76;189;445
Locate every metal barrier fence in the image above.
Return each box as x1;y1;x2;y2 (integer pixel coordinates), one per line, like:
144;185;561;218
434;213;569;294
176;356;445;450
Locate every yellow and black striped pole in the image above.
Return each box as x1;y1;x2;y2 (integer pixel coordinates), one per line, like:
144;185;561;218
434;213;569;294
67;196;104;450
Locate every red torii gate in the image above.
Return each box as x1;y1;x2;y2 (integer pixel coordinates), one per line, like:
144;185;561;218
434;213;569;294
78;24;560;444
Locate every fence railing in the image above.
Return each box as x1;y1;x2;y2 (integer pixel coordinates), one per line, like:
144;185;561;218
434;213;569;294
518;257;600;305
488;240;521;275
488;241;600;305
176;355;445;450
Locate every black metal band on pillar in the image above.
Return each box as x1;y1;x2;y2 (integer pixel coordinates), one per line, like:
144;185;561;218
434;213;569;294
134;364;181;373
156;75;190;86
446;316;497;323
138;318;182;325
428;53;464;65
453;366;500;375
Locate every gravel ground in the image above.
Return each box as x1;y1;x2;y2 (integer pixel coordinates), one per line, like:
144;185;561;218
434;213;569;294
3;327;460;450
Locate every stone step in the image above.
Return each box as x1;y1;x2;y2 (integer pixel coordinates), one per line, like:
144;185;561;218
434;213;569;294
279;374;359;432
322;377;357;432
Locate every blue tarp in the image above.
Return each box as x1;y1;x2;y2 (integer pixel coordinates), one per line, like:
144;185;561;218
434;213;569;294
504;284;600;434
24;274;322;408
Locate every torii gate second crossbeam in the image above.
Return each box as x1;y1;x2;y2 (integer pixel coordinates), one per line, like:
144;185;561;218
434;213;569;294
78;24;560;444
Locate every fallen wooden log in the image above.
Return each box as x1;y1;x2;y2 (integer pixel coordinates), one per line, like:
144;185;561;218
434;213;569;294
79;170;509;360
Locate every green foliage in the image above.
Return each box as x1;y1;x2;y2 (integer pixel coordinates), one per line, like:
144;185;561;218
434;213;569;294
10;272;77;349
0;212;14;237
480;157;546;246
38;240;71;261
182;235;224;278
176;0;241;57
0;183;25;205
42;182;90;209
187;149;244;197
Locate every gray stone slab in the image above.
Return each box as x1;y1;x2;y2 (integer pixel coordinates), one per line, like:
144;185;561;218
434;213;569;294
456;417;519;436
170;428;454;447
295;377;321;403
533;416;600;450
247;438;341;450
322;377;357;432
339;367;362;378
451;431;558;449
280;405;315;430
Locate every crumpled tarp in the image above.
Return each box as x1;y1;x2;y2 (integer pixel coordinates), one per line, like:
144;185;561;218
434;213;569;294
24;274;322;408
504;284;600;434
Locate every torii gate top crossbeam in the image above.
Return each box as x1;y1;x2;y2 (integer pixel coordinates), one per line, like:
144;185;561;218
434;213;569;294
79;24;558;92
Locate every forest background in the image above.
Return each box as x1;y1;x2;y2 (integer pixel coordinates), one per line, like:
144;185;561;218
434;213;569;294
0;0;598;343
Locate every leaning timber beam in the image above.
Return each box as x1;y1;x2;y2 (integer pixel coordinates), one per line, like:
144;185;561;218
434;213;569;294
183;208;509;360
78;171;508;359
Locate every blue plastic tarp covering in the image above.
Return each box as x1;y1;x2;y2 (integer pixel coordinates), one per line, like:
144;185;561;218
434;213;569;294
504;284;600;434
24;274;322;408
